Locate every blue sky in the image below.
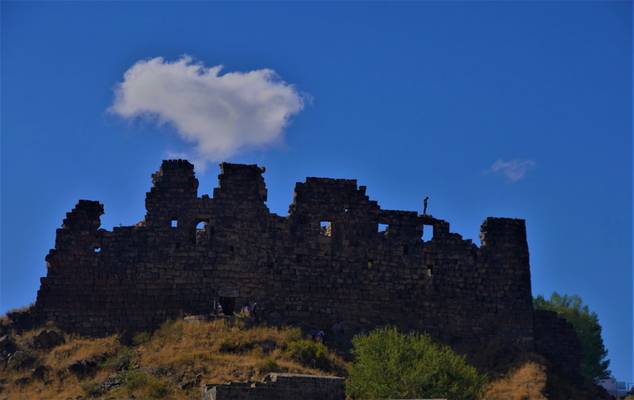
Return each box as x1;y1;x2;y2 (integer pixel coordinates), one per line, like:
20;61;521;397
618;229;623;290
1;2;631;381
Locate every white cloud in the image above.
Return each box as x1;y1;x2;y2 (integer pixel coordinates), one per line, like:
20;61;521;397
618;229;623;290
110;56;306;163
489;159;536;182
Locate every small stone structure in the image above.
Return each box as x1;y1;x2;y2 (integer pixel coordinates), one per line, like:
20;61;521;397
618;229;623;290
33;160;580;371
202;373;344;400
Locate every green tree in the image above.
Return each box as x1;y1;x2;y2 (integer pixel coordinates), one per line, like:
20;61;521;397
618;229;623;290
346;327;486;400
534;292;610;381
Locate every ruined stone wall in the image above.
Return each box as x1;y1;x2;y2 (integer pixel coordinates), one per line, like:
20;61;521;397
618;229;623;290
534;309;583;381
35;160;537;360
201;373;345;400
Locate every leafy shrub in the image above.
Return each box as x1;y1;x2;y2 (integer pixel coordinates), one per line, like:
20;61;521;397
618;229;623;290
7;349;37;370
118;369;170;399
285;327;303;343
346;327;486;400
287;339;332;371
100;347;136;371
256;357;283;376
120;369;148;391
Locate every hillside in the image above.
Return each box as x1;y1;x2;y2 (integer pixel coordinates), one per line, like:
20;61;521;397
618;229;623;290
0;313;613;400
0;316;346;400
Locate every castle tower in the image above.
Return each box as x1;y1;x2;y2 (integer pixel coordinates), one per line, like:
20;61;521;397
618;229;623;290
479;217;534;350
144;159;199;229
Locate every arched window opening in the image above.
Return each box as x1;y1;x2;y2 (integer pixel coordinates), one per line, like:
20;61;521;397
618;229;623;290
320;221;332;237
195;221;208;245
170;219;178;228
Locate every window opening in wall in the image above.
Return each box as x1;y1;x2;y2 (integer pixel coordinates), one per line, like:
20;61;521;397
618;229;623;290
421;224;434;241
367;259;374;269
378;223;388;233
195;221;208;245
171;219;178;228
320;221;332;237
94;247;101;253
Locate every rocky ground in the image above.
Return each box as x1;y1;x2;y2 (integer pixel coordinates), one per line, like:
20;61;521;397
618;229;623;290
0;315;346;399
0;311;615;400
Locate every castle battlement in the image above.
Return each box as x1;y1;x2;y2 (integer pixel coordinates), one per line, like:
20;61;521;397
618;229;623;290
34;160;580;370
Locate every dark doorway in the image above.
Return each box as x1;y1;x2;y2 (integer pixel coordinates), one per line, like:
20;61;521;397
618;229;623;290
219;297;236;315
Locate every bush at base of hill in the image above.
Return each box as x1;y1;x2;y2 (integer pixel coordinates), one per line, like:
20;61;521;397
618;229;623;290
345;326;486;400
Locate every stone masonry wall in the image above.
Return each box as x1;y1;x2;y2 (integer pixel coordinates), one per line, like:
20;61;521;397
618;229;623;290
534;309;583;381
34;160;567;366
201;373;345;400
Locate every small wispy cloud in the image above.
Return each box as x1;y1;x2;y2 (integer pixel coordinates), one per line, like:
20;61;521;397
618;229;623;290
488;159;536;182
109;56;306;165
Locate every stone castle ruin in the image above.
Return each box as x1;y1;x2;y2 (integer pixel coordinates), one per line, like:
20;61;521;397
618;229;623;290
34;160;581;371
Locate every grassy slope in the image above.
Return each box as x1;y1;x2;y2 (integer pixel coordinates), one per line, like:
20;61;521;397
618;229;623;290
483;361;548;400
0;318;346;400
1;315;608;400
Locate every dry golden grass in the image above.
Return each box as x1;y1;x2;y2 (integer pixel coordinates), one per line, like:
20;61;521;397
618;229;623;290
0;317;347;400
0;329;118;400
483;361;548;400
3;319;606;400
47;335;119;368
137;319;345;384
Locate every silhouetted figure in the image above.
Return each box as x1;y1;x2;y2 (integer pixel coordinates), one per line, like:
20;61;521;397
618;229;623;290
242;304;252;316
313;330;325;343
251;302;258;322
423;196;429;215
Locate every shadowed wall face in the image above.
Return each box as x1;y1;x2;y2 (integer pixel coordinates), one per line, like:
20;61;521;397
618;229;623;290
202;373;345;400
36;160;542;364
